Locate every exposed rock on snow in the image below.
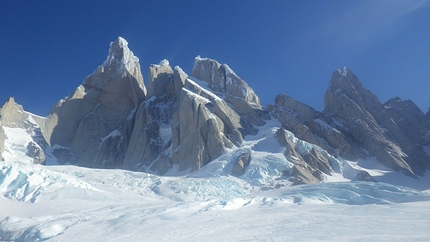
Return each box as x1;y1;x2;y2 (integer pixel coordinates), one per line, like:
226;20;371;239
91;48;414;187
275;128;337;184
291;164;320;185
232;151;251;176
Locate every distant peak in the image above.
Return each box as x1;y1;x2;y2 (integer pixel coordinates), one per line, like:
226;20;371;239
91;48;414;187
1;96;24;113
6;97;15;104
2;97;18;108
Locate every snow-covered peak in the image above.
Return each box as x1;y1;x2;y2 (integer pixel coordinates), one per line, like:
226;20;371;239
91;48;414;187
102;36;139;74
195;55;209;62
337;66;349;77
158;59;170;66
342;66;348;77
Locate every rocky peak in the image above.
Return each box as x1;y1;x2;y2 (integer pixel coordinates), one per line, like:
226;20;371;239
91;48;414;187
384;97;424;115
1;97;26;128
190;56;269;133
322;68;430;177
103;37;138;73
80;36;146;96
325;68;381;115
1;97;21;111
147;59;174;97
191;56;261;107
45;37;146;167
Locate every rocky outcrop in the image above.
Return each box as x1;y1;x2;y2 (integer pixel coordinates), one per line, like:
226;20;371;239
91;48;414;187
26;141;45;164
301;148;333;175
355;170;377;182
46;37;146;167
291;165;320;185
232;152;252;176
275;128;335;185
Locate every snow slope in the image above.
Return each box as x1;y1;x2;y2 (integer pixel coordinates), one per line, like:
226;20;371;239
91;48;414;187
1;119;430;241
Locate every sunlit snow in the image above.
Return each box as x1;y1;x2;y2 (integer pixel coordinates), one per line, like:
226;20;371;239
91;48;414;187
1;119;430;241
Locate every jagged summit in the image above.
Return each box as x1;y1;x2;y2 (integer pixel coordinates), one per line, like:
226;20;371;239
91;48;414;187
102;36;138;73
191;56;262;108
1;97;26;128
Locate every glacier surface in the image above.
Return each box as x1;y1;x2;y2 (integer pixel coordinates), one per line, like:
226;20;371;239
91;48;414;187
1;118;430;241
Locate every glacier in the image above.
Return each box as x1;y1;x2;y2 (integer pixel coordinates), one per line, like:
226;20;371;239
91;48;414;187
1;118;430;241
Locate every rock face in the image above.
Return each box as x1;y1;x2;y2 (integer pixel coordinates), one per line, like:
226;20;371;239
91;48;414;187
45;37;146;167
324;68;429;177
191;57;269;135
271;94;364;160
273;67;430;178
123;57;267;173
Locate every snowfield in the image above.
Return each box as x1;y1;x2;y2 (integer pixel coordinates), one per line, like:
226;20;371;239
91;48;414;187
1;120;430;241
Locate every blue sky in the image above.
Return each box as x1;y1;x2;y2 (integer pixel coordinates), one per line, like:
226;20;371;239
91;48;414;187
1;0;429;116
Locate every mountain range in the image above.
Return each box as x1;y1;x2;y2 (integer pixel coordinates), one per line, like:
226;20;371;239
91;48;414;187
1;36;430;185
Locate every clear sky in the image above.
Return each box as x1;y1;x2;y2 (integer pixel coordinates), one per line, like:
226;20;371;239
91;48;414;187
1;0;429;116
